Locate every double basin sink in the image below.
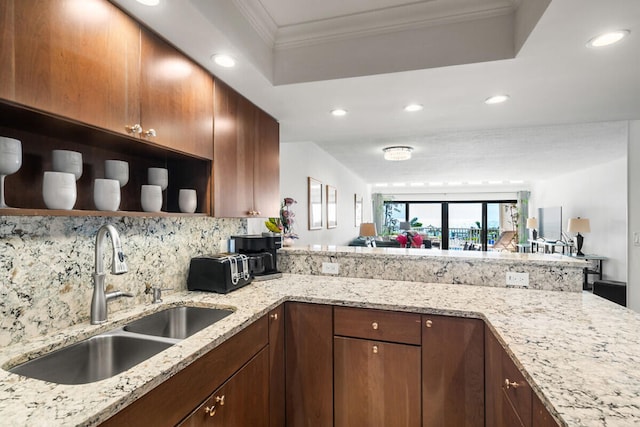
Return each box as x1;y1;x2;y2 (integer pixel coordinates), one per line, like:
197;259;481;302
8;306;233;385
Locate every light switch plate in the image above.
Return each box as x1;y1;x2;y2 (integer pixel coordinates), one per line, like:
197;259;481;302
634;232;640;246
506;272;529;287
322;262;340;275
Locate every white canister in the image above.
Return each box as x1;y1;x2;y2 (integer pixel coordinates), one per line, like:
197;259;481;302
178;189;197;213
141;185;163;212
94;179;121;211
42;171;76;210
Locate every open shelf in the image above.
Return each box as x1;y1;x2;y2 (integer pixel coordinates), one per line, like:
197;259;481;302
0;208;208;218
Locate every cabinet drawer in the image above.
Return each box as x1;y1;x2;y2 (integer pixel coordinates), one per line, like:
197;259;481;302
502;350;532;427
334;306;421;345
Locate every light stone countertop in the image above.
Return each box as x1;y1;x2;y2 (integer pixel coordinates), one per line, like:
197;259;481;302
281;245;588;266
0;274;639;426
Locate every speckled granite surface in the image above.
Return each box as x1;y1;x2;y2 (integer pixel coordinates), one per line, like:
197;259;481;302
0;216;245;346
279;245;586;292
0;274;638;426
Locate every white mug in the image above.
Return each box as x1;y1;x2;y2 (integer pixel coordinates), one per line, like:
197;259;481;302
94;179;121;211
141;185;162;212
52;150;83;181
42;171;76;210
148;167;168;191
179;189;197;213
104;160;129;188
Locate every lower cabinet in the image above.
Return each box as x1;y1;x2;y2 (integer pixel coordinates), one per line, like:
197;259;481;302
422;315;485;426
485;325;560;427
178;347;269;426
334;336;421;427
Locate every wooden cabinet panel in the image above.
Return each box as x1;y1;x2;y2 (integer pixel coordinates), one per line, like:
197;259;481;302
213;79;279;218
334;306;421;345
422;315;484;427
268;305;285;427
12;0;140;135
140;29;213;160
334;336;421;427
285;302;333;427
179;347;269;427
486;325;533;427
100;316;268;427
533;392;561;427
0;0;15;100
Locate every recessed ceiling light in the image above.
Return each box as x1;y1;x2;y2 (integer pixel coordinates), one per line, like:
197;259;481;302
587;30;630;48
211;54;236;68
410;182;425;187
429;182;443;186
331;108;348;117
509;180;524;184
488;180;503;185
404;104;424;112
383;146;413;161
485;95;510;105
448;182;462;186
136;0;160;6
468;181;483;185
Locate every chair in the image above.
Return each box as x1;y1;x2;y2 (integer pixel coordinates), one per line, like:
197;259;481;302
491;231;517;251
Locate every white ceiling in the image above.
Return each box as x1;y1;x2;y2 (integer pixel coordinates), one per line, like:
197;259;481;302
112;0;640;189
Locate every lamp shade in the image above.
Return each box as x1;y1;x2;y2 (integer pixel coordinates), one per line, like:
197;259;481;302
567;217;591;233
526;217;538;229
359;222;377;237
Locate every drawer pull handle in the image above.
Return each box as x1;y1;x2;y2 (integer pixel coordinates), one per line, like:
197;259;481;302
504;378;520;389
204;395;225;417
372;322;379;330
425;320;433;328
270;313;278;320
372;345;379;354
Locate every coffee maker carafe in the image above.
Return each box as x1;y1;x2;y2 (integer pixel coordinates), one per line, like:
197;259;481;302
231;233;282;280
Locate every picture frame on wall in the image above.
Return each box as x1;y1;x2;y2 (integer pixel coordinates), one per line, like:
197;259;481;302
327;185;337;229
308;177;323;230
354;194;363;227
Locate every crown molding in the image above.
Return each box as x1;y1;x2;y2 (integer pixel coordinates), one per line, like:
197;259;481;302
233;0;518;50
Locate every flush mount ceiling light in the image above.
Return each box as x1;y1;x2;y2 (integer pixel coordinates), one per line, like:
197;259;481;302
484;94;510;105
136;0;160;5
211;54;236;68
404;103;424;112
331;108;348;117
383;146;413;161
587;30;630;48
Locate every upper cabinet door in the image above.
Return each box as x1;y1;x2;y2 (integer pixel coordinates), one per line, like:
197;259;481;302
12;0;140;134
254;109;280;218
140;29;213;160
0;0;15;100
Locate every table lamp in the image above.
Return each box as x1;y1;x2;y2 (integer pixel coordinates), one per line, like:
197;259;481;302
526;217;538;240
359;223;378;247
567;217;590;256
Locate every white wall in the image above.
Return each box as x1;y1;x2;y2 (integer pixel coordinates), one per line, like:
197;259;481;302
250;142;371;246
530;157;627;283
628;120;640;311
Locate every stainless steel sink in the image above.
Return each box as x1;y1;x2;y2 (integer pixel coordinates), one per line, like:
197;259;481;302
124;306;233;339
9;306;234;384
9;333;173;385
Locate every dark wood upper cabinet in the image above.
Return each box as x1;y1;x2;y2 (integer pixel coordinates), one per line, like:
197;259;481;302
213;79;280;218
0;0;15;101
140;29;213;160
422;315;485;427
11;0;141;136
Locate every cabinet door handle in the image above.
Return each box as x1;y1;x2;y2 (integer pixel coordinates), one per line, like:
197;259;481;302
372;345;379;354
204;395;225;417
125;124;142;134
371;321;379;330
504;378;521;389
142;128;157;138
270;313;278;320
425;319;433;328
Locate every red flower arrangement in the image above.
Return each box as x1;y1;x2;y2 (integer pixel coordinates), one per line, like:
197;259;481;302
396;231;423;248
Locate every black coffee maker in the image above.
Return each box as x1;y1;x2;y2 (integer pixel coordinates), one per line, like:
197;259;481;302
231;233;282;280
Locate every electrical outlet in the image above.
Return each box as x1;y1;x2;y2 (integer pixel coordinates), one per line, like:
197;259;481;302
322;262;340;275
506;272;529;287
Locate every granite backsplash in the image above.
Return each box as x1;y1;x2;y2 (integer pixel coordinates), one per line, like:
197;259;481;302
0;215;245;346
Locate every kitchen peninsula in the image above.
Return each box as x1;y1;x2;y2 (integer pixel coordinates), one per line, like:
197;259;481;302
1;274;639;426
279;246;586;292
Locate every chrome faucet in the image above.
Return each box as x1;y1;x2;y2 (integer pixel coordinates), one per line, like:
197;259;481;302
90;224;132;324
